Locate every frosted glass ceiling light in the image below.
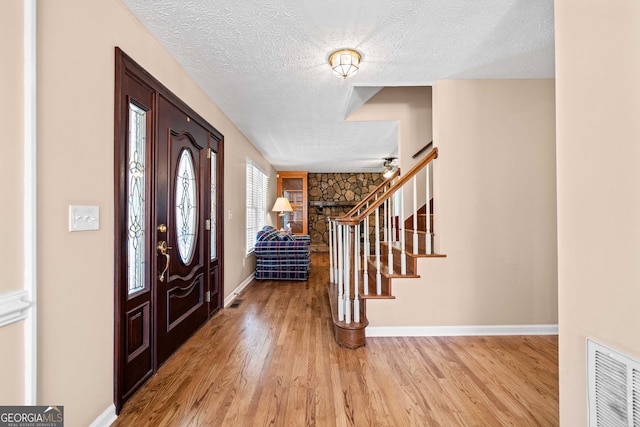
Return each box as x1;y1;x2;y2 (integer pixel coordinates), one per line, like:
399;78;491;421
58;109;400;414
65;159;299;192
329;49;361;79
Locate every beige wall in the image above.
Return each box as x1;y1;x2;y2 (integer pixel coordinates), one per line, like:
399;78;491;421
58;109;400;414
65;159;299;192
0;0;25;406
1;0;24;295
347;87;433;216
0;323;24;405
367;80;558;327
18;0;275;425
555;0;640;424
347;87;433;173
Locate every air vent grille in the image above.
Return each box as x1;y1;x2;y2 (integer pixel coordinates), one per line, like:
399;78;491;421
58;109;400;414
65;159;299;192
634;369;640;426
588;339;640;427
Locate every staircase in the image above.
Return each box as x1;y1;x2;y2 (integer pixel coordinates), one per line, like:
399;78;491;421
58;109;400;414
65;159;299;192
327;148;445;348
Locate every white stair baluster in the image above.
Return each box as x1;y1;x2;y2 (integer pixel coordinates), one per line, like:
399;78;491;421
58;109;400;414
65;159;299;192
413;176;419;254
328;217;334;283
375;207;382;295
363;215;369;295
387;195;394;274
344;225;351;324
400;188;407;274
337;223;344;321
335;219;340;280
383;198;388;243
353;223;360;323
425;162;432;254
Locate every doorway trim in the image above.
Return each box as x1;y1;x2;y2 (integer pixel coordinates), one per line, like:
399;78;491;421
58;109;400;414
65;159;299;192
113;48;225;412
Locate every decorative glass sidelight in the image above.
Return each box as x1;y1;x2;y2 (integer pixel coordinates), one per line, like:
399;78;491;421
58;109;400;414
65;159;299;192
175;149;197;264
127;103;146;295
210;152;217;260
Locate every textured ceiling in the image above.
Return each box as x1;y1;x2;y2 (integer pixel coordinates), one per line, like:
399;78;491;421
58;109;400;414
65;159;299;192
121;0;555;172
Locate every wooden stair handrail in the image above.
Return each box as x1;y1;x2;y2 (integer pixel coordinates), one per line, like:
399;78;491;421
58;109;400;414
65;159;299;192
336;147;438;226
341;169;400;218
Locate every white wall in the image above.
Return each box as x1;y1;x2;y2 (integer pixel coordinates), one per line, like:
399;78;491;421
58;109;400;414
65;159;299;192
555;0;640;424
366;80;558;328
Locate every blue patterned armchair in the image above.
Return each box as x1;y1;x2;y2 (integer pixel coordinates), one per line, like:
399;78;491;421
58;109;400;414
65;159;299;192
254;225;311;280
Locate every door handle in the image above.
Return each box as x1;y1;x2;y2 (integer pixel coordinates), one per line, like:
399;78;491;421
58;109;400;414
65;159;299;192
157;240;172;282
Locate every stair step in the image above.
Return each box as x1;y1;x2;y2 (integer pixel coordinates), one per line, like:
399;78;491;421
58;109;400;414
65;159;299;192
379;242;418;275
366;256;419;279
326;225;446;348
356;256;419;299
405;229;428;235
359;270;395;300
402;230;438;254
383;241;447;259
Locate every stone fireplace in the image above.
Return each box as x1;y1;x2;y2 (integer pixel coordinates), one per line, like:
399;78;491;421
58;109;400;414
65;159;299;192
307;172;384;251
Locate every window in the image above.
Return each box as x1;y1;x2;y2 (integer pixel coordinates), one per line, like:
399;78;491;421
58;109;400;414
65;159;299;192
210;151;217;260
246;159;269;255
175;149;197;264
127;102;146;295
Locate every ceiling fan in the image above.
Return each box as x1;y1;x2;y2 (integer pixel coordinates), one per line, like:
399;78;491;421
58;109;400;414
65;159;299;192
382;157;399;178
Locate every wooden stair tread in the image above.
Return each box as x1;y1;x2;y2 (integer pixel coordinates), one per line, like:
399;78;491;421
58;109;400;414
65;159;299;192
381;269;420;279
357;270;395;299
383;241;447;258
366;257;420;279
405;229;428;235
360;294;395;300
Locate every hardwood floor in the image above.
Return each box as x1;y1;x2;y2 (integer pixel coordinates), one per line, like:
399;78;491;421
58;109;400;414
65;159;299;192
113;254;558;426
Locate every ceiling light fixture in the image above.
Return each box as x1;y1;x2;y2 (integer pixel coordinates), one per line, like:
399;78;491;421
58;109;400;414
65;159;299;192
329;49;361;79
382;167;395;179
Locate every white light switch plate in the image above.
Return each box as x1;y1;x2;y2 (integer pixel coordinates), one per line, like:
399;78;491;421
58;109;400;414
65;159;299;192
69;205;100;232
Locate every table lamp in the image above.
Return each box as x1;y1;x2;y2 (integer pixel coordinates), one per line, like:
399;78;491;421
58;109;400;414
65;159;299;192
271;197;293;231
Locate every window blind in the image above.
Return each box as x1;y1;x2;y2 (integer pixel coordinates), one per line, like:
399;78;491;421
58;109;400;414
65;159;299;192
246;159;269;255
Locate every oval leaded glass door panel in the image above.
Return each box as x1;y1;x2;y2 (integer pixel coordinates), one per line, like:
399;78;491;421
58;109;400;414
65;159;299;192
175;149;197;264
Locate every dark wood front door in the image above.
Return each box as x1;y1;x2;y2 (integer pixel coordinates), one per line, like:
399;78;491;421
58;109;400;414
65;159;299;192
156;96;209;365
114;48;224;412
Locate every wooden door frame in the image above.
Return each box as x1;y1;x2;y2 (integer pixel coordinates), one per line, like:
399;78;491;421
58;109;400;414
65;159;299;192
113;48;225;413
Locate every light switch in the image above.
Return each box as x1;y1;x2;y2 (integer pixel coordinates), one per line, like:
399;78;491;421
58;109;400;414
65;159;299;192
228;210;233;220
69;205;100;232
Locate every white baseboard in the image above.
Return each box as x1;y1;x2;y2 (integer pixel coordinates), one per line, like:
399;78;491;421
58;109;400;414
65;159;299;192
89;404;117;427
0;289;32;328
366;324;558;337
224;273;255;307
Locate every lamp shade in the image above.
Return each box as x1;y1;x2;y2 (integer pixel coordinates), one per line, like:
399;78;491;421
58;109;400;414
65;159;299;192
272;197;293;213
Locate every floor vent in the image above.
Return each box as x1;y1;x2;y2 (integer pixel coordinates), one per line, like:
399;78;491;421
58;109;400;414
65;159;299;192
587;339;640;426
229;299;243;309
